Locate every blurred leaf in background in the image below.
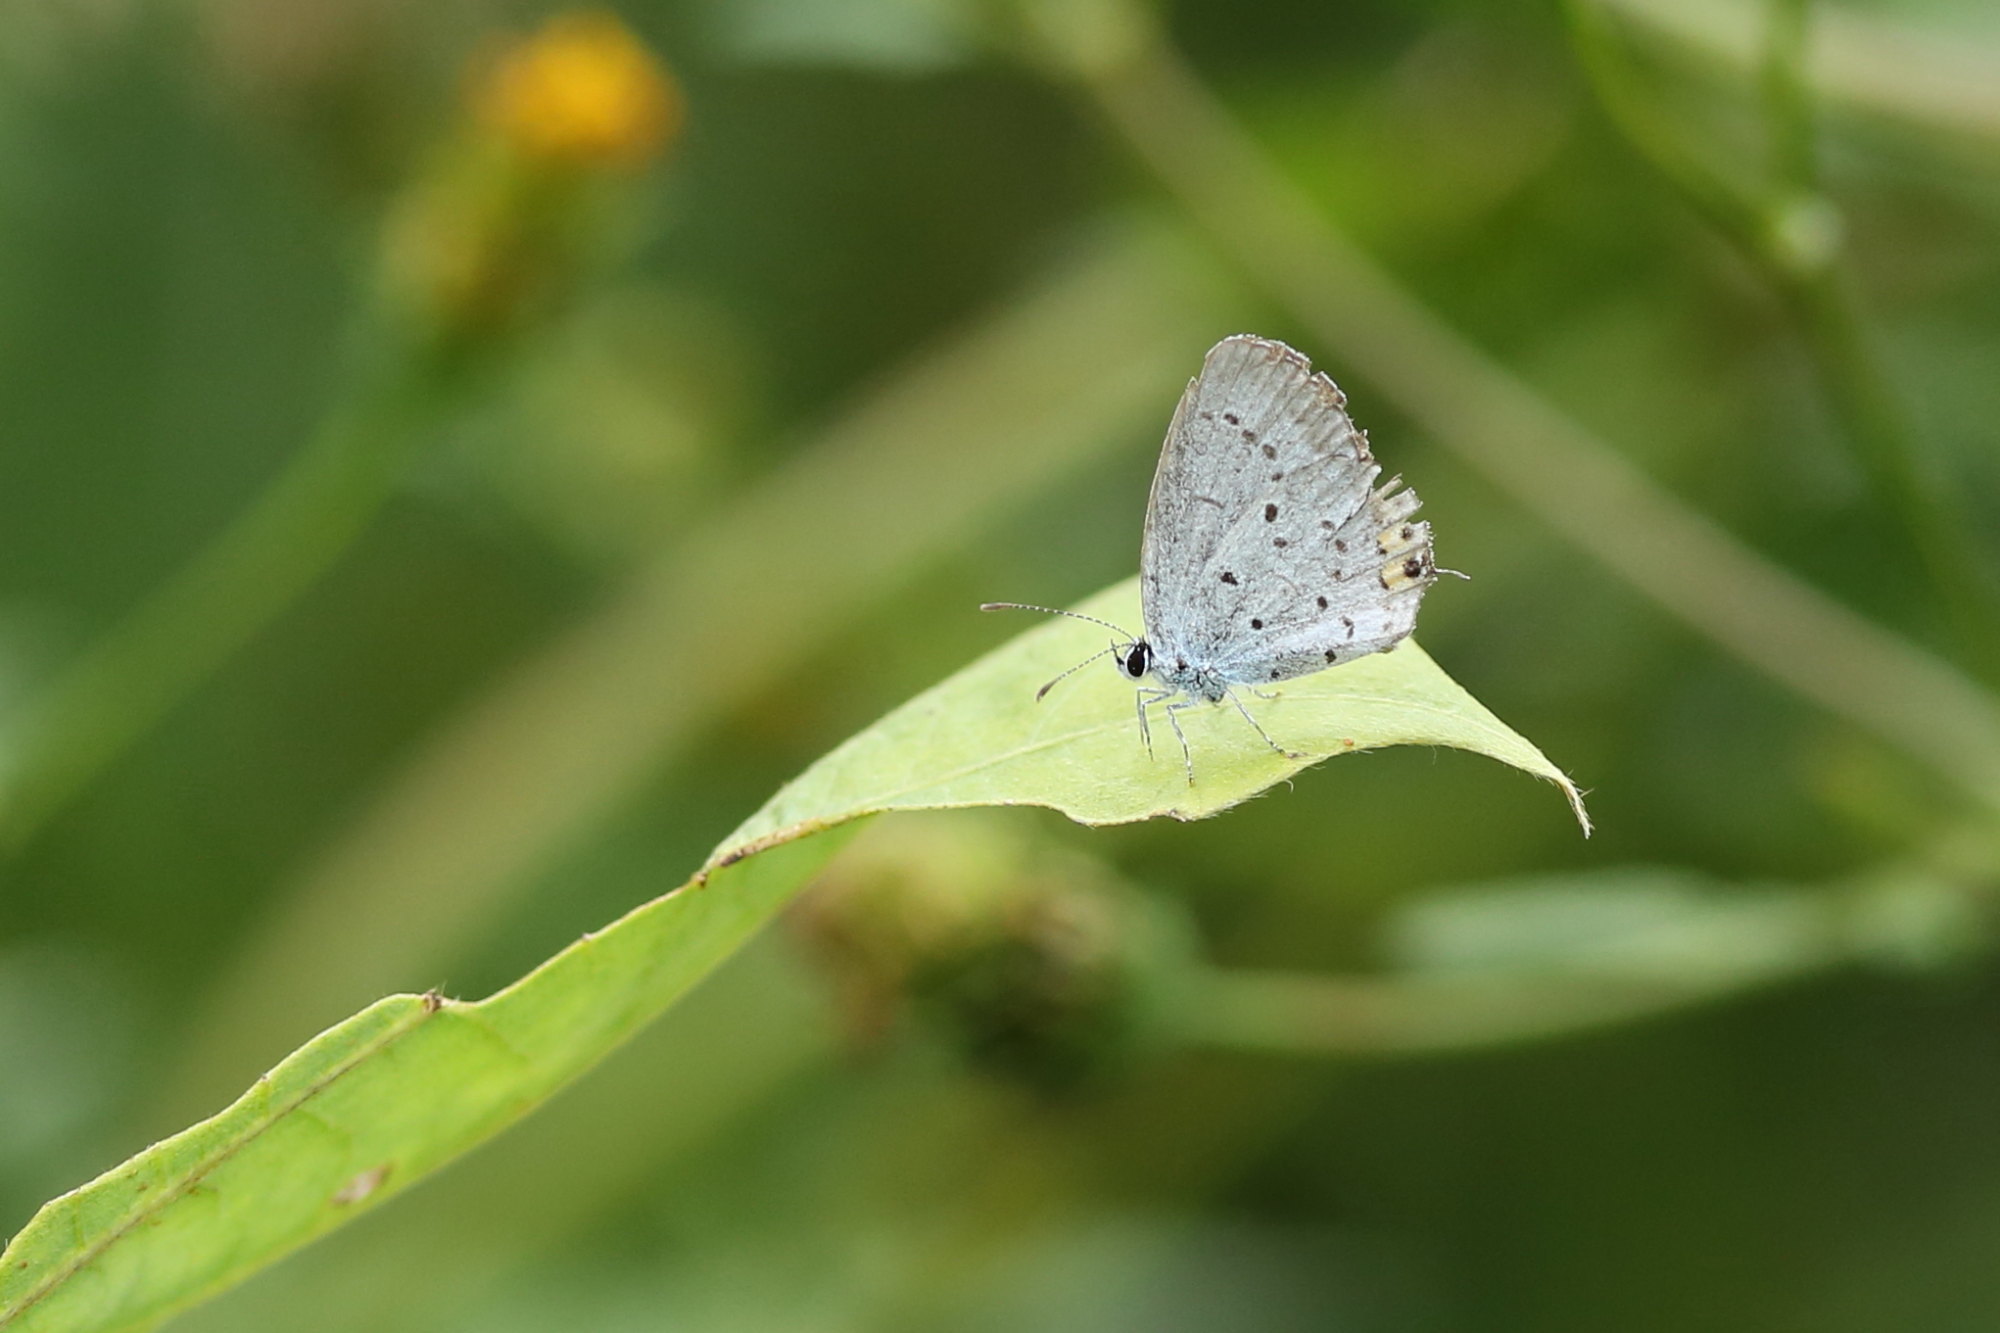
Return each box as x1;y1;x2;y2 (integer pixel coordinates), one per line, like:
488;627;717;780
4;0;2000;1329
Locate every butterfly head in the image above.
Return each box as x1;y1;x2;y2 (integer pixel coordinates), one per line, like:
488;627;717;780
1115;640;1153;681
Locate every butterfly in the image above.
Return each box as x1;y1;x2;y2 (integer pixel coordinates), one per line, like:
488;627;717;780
986;333;1451;782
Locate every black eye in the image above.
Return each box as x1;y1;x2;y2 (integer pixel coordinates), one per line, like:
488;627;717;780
1123;644;1151;678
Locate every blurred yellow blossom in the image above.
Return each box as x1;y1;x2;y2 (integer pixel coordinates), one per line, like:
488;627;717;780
473;11;681;171
383;11;680;342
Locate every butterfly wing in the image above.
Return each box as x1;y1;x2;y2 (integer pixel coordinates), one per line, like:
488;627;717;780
1139;334;1436;684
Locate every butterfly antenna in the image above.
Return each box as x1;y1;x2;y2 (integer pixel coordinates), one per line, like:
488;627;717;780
1034;645;1115;702
980;602;1136;638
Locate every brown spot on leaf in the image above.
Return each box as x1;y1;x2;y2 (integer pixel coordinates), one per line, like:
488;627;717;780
333;1165;392;1207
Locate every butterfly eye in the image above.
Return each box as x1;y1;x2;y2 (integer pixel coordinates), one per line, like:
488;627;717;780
1122;644;1152;679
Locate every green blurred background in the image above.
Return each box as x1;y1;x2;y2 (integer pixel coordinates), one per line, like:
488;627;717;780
5;0;2000;1328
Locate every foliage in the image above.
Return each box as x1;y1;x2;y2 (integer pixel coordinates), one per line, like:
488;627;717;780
2;0;1998;1329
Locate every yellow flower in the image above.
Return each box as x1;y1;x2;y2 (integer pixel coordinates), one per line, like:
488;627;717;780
474;11;681;171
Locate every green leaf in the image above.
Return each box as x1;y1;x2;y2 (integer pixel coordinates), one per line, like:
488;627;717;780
728;578;1587;843
0;576;1580;1333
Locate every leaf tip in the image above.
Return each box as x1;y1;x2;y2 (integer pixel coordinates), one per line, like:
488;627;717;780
1558;775;1593;837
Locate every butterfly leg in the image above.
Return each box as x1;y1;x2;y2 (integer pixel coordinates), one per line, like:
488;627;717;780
1163;698;1198;785
1227;688;1306;760
1133;687;1171;760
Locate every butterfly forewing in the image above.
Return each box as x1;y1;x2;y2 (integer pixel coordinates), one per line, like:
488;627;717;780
1139;334;1434;685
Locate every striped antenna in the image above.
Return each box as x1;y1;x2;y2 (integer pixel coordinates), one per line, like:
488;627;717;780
981;603;1138;702
979;602;1136;638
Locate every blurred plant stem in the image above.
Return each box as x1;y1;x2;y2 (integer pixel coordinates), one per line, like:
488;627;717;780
0;333;492;856
1185;967;1739;1056
1184;860;1987;1058
1009;0;2000;817
1603;0;2000;147
1760;0;1813;195
1564;0;2000;679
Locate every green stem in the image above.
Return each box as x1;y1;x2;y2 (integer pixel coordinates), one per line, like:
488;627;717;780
0;333;487;855
1564;0;2000;676
1762;0;1816;196
1183;853;1991;1059
1780;268;1998;655
1182;966;1746;1057
1755;0;2000;675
